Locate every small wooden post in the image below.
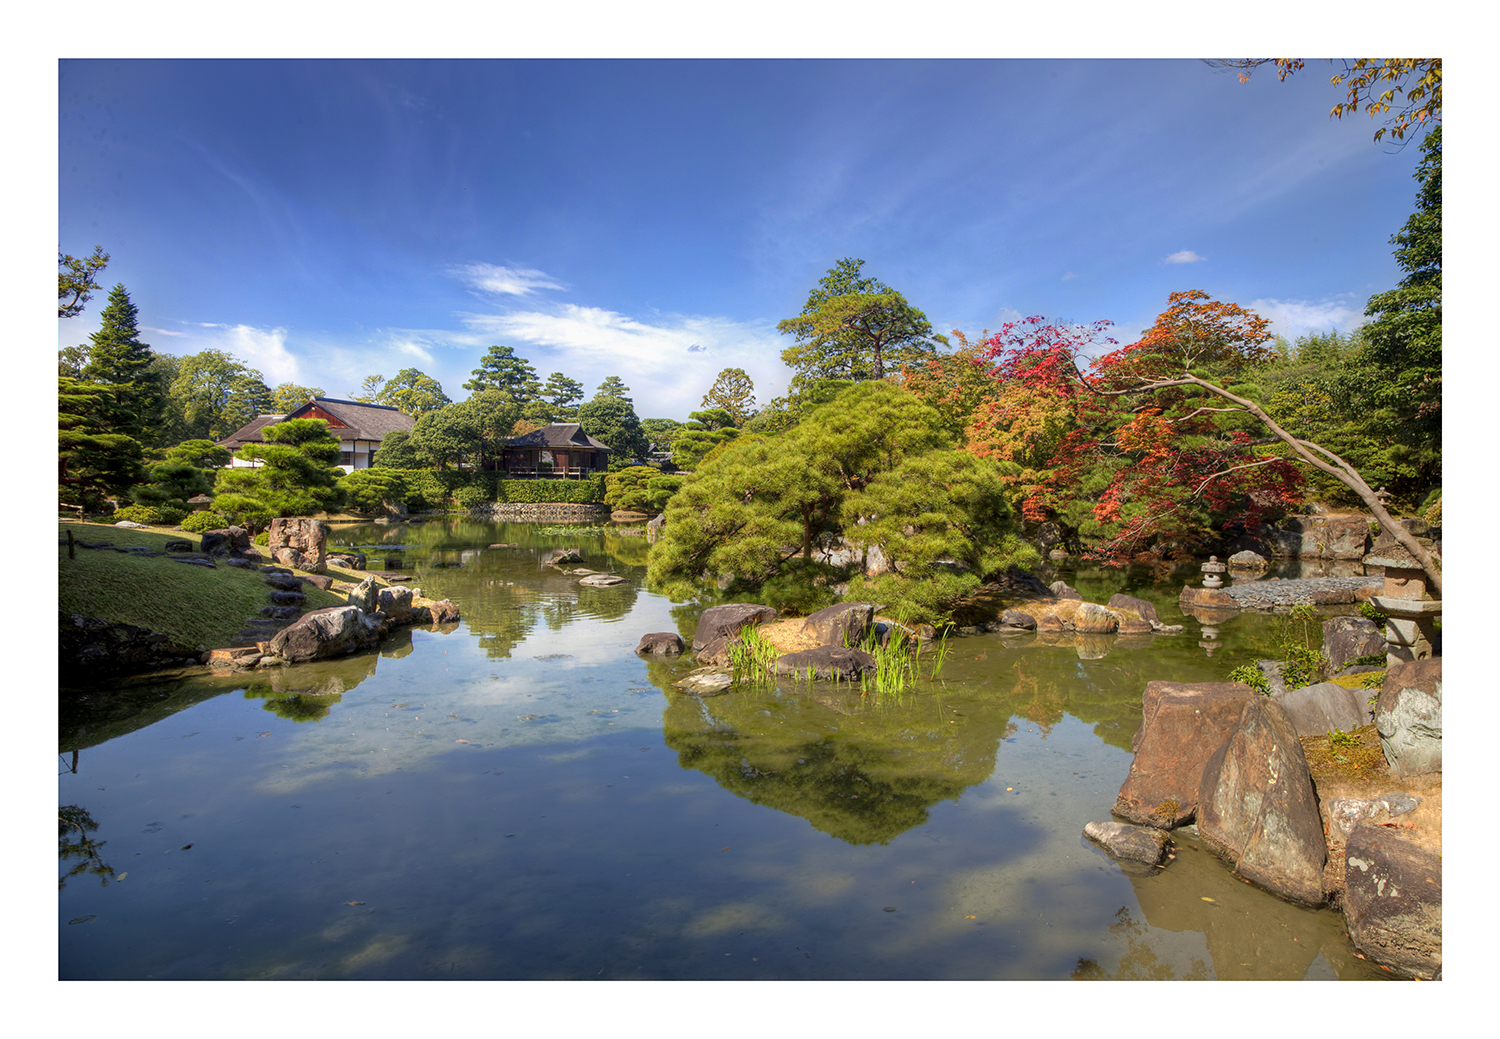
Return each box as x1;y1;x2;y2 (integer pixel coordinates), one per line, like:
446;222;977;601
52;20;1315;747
67;528;75;560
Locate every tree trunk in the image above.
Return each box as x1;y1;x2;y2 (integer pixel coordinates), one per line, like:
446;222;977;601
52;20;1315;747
1148;373;1442;598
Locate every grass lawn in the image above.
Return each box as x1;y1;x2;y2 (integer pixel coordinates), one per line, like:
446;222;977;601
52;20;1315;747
59;521;359;650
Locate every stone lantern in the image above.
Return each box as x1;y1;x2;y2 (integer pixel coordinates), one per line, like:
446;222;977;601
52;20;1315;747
1364;534;1441;665
187;493;215;512
1201;555;1227;589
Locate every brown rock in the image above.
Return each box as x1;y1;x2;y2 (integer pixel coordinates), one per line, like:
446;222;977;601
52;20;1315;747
1180;586;1238;610
1107;593;1161;627
1344;822;1442;978
1197;697;1327;905
376;585;416;624
1114;681;1255;829
1073;602;1119;634
1322;616;1385;671
1036;613;1071;632
799;602;876;647
267;518;329;574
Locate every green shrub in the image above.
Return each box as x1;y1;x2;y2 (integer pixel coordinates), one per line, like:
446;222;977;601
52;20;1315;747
112;503;187;526
1227;664;1270;694
1357;601;1388;624
338;468;409;514
454;483;494;507
497;476;606;504
253;531;269;546
180;511;228;533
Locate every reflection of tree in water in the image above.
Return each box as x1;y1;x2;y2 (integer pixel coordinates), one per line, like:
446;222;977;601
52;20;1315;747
661;684;1012;845
241;653;381;722
1071;906;1211;980
59;805;115;891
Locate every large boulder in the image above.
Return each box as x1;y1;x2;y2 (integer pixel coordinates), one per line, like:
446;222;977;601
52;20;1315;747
1275;515;1372;560
201;526;251;557
266;605;386;663
1273;681;1375;738
774;645;877;681
1073;602;1119;634
1375;658;1442;776
376;584;416;624
1322;616;1385;671
1107;593;1161;628
692;603;777;651
1196;696;1327;905
799;602;876;647
999;609;1037;630
348;576;379;613
1049;581;1083;601
1227;549;1269;571
1113;681;1255;829
1344;823;1442;978
267;518;329;574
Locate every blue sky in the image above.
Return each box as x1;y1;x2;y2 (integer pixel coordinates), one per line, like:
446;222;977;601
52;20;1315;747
58;57;1432;421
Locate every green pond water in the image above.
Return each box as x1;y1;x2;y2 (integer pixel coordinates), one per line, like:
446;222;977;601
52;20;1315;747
58;518;1390;980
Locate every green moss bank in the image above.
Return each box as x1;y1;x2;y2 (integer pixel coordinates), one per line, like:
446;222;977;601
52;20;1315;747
59;522;351;651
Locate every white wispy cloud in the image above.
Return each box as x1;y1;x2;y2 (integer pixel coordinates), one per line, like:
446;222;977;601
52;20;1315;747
149;320;306;384
1164;250;1206;264
1248;297;1367;341
457;304;789;417
142;325;188;337
447;262;567;298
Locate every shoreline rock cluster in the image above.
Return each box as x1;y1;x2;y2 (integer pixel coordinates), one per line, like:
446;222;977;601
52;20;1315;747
1085;658;1442;978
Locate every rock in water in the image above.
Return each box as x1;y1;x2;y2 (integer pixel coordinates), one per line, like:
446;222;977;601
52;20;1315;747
799;602;876;647
635;632;684;656
266;606;386;663
1083;820;1171;869
773;645;876;681
692;603;777;651
1113;681;1255;829
1196;696;1327;905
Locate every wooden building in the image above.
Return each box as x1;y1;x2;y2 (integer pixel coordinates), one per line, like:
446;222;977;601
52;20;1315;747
502;423;612;478
217;398;415;473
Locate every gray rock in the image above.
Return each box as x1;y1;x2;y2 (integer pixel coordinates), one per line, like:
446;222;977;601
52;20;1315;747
1344;822;1442;978
1322;615;1385;671
774;645;877;681
999;609;1037;630
348;576;379;613
1049;581;1083;600
201;527;252;557
579;573;625;587
268;590;306;607
376;585;416;624
1375;658;1441;776
113;520;148;528
692;603;777;651
258;605;302;620
542;547;583;566
1227;549;1269;571
1083;820;1171;868
266;605;387;664
1273;681;1374;738
799;602;876;647
635;632;684;656
675;668;732;696
1197;696;1326;905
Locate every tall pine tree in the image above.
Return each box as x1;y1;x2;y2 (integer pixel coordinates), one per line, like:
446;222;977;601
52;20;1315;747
77;284;165;443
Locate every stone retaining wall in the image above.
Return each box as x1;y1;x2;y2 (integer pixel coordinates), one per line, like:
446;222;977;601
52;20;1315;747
471;502;611;521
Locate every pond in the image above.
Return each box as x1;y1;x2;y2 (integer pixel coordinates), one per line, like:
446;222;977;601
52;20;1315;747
58;518;1390;980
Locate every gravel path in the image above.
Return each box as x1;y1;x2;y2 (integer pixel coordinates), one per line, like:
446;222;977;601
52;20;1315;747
1222;575;1381;609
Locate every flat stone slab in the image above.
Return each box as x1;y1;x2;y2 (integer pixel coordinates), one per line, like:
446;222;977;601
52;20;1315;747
674;668;732;696
1222;576;1381;610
